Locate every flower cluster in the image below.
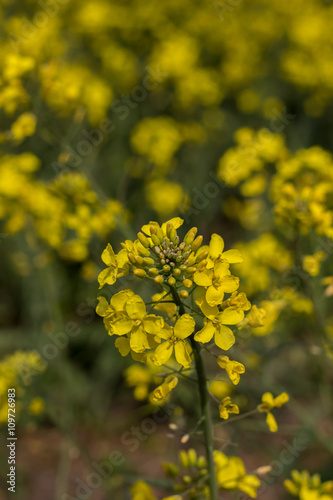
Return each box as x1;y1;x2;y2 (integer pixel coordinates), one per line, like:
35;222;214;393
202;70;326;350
284;470;333;500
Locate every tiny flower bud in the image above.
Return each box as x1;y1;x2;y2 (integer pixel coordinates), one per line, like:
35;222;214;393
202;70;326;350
173;268;181;277
156;228;164;241
151;234;160;245
180;450;189;466
150;225;157;235
184;227;198;245
180;264;187;271
163;264;171;273
170;227;177;242
188;449;197;466
137;232;150;248
154;275;164;284
179;242;186;250
183;279;193;288
128;253;137;265
168;277;176;286
143;257;155;266
135;255;144;265
134;269;146;278
179;290;189;299
148;267;159;276
183;476;192;485
137;245;151;257
196;250;209;263
191;235;203;251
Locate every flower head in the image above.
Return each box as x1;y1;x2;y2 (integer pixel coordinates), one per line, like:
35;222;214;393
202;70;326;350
258;392;289;432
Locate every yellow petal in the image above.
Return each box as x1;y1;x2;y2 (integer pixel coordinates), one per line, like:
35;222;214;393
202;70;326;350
174;314;195;339
98;267;117;288
114;337;130;356
143;315;164;334
214;325;235;350
125;295;146;319
219;405;229;419
112;317;134;335
274;392;289;407
266;412;278;432
261;392;274;408
193;269;213;287
194;322;215;343
101;243;116;266
195;296;219;319
96;296;109;317
220;275;239;293
217;307;244;325
206;285;224;306
161;217;184;233
130;326;149;353
155;324;173;340
152;341;173;365
174;340;192;368
209;234;224;261
214;260;230;277
222;249;243;264
110;290;133;311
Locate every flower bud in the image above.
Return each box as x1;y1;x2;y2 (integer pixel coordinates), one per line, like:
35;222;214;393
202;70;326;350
163;264;171;273
150;225;157;235
168;277;176;286
173;268;181;277
151;234;160;245
170;227;177;242
135;255;144;265
148;267;159;276
180;450;189;467
184;227;198;245
166;222;173;237
196;250;208;263
143;257;155;266
128;253;137;265
179;290;189;299
183;279;192;288
134;269;146;278
137;232;150;248
191;235;203;251
188;449;197;466
156;228;164;241
154;275;164;285
137;245;151;257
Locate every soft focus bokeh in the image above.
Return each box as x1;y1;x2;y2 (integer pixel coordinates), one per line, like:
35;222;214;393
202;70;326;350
1;0;333;498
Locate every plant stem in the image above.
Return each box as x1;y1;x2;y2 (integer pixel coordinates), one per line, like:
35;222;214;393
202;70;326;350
169;287;219;500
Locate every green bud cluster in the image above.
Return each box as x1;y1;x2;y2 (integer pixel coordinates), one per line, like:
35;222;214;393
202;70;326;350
129;224;208;288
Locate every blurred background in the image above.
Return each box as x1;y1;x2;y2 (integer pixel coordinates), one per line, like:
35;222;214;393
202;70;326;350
0;0;333;498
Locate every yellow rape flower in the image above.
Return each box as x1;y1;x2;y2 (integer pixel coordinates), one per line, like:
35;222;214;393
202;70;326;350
150;375;178;405
194;260;239;307
258;392;289;432
111;295;164;353
303;251;325;277
219;397;239;420
152;314;195;368
11;112;37;142
207;233;243;268
217;356;245;385
98;243;129;288
284;470;333;500
130;481;157;500
194;297;244;350
214;451;260;498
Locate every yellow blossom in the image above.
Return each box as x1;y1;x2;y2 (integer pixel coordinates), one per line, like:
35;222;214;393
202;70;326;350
219;397;239;420
152;315;195;368
217;356;245;385
258;392;289;432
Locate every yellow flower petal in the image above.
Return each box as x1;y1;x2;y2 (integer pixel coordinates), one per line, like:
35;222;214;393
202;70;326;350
143;315;164;334
110;290;133;311
209;234;224;260
174;340;192;368
174;314;195;339
222;249;243;264
125;295;146;319
274;392;289;407
114;337;130;356
217;307;244;325
155;324;173;340
193;269;213;287
130;326;149;352
98;267;117;288
96;296;110;317
196;296;219;319
220;275;239;293
101;243;116;266
266;412;278;432
215;325;235;350
153;341;173;365
194;322;216;343
206;285;224;306
112;317;134;335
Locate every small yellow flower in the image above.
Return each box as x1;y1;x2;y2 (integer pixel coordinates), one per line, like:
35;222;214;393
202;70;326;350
152;314;195;368
194;296;244;350
150;375;178;404
258;392;289;432
217;356;245;385
194;260;239;307
98;244;129;288
219;396;239;420
207;233;243;268
215;451;261;498
111;295;164;353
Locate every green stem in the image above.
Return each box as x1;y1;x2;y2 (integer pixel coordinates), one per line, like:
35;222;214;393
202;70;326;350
169;286;218;500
